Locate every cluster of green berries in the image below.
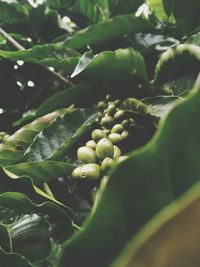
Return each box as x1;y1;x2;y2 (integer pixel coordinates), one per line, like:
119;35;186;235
71;95;133;181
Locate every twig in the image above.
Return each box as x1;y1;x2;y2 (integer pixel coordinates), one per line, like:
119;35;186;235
0;27;25;50
0;27;74;87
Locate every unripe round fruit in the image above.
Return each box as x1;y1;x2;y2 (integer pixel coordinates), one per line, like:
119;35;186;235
80;164;101;180
86;140;96;150
0;132;7;141
96;138;114;160
105;94;111;101
101;157;115;172
121;119;129;128
113;145;122;159
111;124;124;134
77;146;96;163
91;129;106;142
138;104;148;114
100;116;114;128
107;104;116;116
108;133;123;144
97;101;106;110
71;166;82;179
98;112;103;118
114;110;125;120
116;155;128;163
121;130;129;140
102;129;110;135
114;99;120;106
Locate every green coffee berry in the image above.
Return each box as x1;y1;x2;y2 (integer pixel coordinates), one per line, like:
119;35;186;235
91;129;106;142
116;155;128;163
121;130;129;140
114;110;125;120
97;101;106;110
111;124;124;134
86;140;96;150
121;119;129;128
0;132;7;142
77;146;96;163
108;133;123;144
71;166;82;179
100;116;114;128
102;129;110;135
105;94;111;101
138;104;148;114
113;145;122;159
101;157;115;172
107;103;116;116
114;99;121;106
80;164;101;180
98;112;103;118
96;138;114;160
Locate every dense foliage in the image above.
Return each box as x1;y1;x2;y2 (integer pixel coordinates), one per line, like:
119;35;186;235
0;0;200;266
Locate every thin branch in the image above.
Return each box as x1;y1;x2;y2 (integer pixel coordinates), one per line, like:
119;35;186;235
0;27;25;50
0;27;74;87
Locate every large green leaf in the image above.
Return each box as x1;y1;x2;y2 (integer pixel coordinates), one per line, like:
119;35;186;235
71;48;148;84
0;109;67;167
154;44;200;95
142;95;181;117
74;0;109;23
0;44;80;73
56;77;200;266
35;83;98;117
4;161;74;186
112;180;200;267
0;192;72;262
0;0;29;24
0;248;32;267
173;0;200;34
62;14;154;50
24;108;97;162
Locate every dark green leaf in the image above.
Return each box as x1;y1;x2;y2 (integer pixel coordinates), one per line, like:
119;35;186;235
24;108;97;162
35;83;98;117
0;1;29;24
0;192;72;240
143;95;181;117
0;248;32;267
56;76;200;267
74;0;109;23
0;45;80;73
71;48;148;84
173;0;200;34
109;0;144;16
63;15;154;50
0;109;68;167
154;44;200;94
112;180;200;267
4;161;74;185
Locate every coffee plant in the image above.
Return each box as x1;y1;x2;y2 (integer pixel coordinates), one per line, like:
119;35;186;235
0;0;200;266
